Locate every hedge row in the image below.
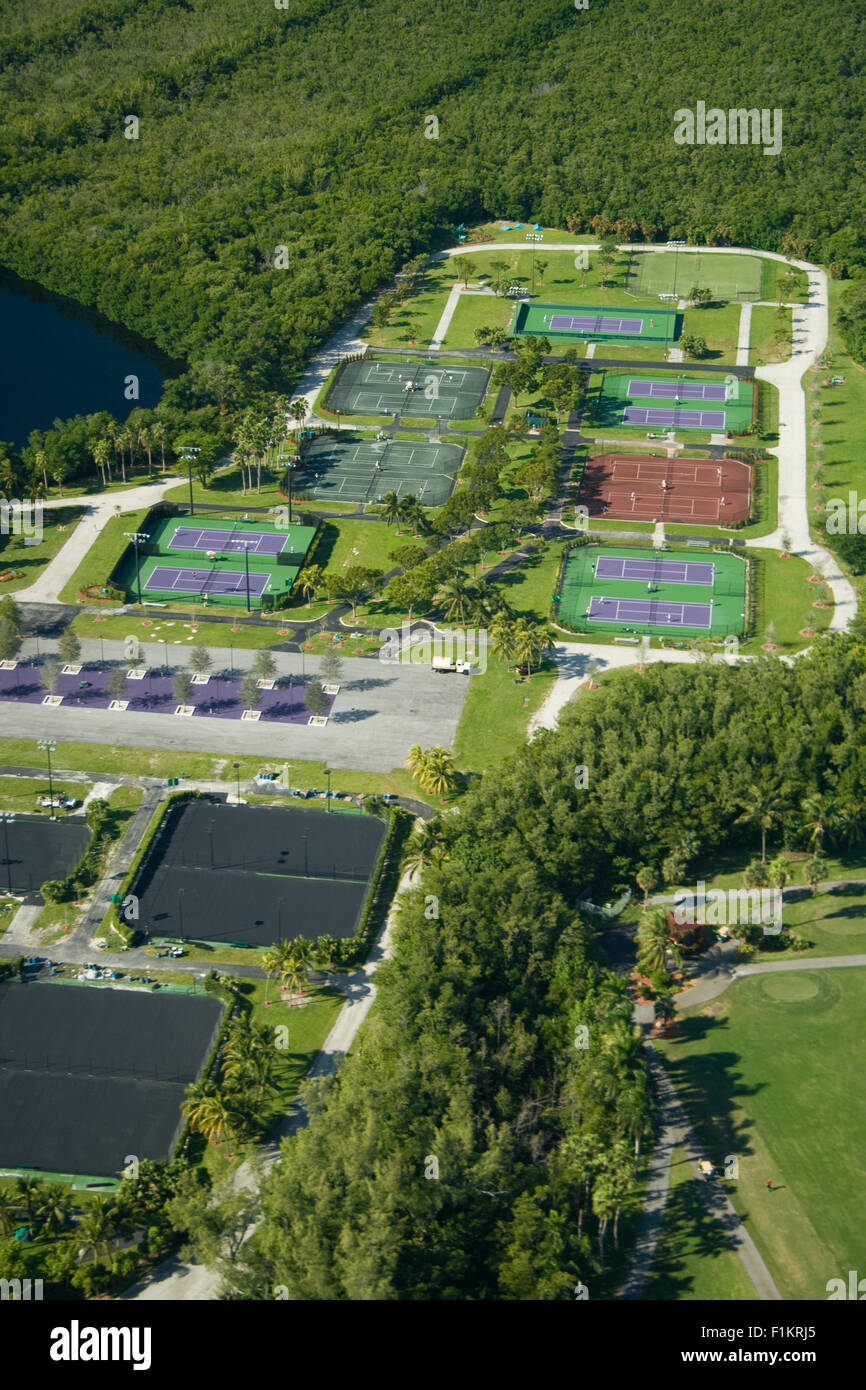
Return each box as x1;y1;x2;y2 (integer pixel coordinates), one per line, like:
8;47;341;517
338;805;413;968
103;789;201;942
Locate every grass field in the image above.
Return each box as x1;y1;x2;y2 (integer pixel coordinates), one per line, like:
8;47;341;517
654;967;866;1300
643;1144;758;1300
71;612;289;649
808;280;866;582
749;305;793;364
440;291;512;349
679;302;743;363
0;506;86;594
57;509;150;604
742;548;832;652
0;774;88;814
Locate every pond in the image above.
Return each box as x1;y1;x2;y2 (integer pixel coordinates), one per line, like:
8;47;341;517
0;268;179;446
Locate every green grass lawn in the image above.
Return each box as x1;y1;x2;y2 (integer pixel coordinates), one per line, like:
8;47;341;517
441;291;512;349
808;281;866;584
57;510;151;604
72;613;288;650
679;303;742;362
752;886;866;961
643;1144;757;1300
742;548;832;652
314;517;404;576
654;967;866;1299
161;469;287;510
0;775;88;814
0;506;87;594
750;305;793;364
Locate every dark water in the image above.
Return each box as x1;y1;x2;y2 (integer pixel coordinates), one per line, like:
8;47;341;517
0;270;177;447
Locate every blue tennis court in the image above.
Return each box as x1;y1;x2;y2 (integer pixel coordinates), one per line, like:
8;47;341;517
549;313;644;334
623;406;726;429
587;595;712;629
626;379;728;402
168;526;286;556
144;565;270;597
595;556;715;586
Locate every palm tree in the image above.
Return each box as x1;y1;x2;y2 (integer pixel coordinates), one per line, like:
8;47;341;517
298;565;324;608
635;866;658;908
35;1182;69;1237
139;424;154;476
768;854;790;890
489;615;517;669
405;743;427;780
182;1082;236;1146
380;491;401;527
152;420;169;473
404;822;449;876
800;793;841;853
78;1198;117;1266
511;618;550;674
92;438;111;488
290;398;308;428
313;934;338;970
13;1176;41;1227
0;1187;22;1238
439;574;475;624
418;746;459;800
615;1076;653;1161
636;908;672;974
735;782;781;864
804;855;829;896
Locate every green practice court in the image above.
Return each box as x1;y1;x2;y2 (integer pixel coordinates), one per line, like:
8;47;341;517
327;358;489;419
592;372;755;434
510;301;680;344
626;250;764;301
555;545;746;638
297;436;463;507
115;515;317;610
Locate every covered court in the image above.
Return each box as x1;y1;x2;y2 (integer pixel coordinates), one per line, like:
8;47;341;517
0;980;223;1179
297;435;463;506
327;359;489;419
578;452;752;524
555;544;746;638
0;815;90;896
133;799;388;948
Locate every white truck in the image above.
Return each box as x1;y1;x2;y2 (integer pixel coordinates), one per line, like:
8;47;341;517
432;656;473;674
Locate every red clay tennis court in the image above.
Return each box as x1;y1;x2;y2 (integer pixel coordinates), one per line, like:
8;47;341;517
578;453;752;524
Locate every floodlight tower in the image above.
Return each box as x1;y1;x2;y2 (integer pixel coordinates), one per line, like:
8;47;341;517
37;738;57;821
176;445;201;517
124;531;150;606
526;231;544;297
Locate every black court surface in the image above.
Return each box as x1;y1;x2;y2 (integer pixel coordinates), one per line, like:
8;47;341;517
0;815;91;895
133;800;388;947
0;981;223;1178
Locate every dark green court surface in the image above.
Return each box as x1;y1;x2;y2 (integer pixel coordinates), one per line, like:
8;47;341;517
133;799;387;947
0;815;90;895
326;358;489;419
296;436;463;506
0;980;223;1179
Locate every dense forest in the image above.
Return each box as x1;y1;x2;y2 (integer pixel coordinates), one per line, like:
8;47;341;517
171;636;866;1299
1;0;864;408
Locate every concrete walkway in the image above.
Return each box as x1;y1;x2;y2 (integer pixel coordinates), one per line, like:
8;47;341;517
618;1043;782;1301
736;302;752;366
15;478;183;605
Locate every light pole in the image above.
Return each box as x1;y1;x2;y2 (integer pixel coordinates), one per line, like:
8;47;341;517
37;739;56;821
234;762;240;803
526;231;544;297
239;539;255;614
279;453;298;525
669;239;686;298
324;767;332;811
176;446;201;517
124;531;150;607
1;812;15;894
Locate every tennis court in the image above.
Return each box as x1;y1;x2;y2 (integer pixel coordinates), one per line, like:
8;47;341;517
168;525;287;556
594;555;714;585
327;359;489;419
115;515;318;610
510;300;680;343
0;815;90;896
132;800;387;948
555;544;747;638
625;250;764;301
592;372;755;435
0;980;222;1179
624;406;727;429
297;436;463;507
626;379;728;401
578;453;752;525
587;596;712;629
143;565;270;598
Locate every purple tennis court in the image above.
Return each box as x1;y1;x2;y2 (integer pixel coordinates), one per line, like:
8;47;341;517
144;566;270;596
623;406;726;429
587;596;712;629
595;556;715;586
168;526;286;556
626;379;728;402
549;313;644;334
